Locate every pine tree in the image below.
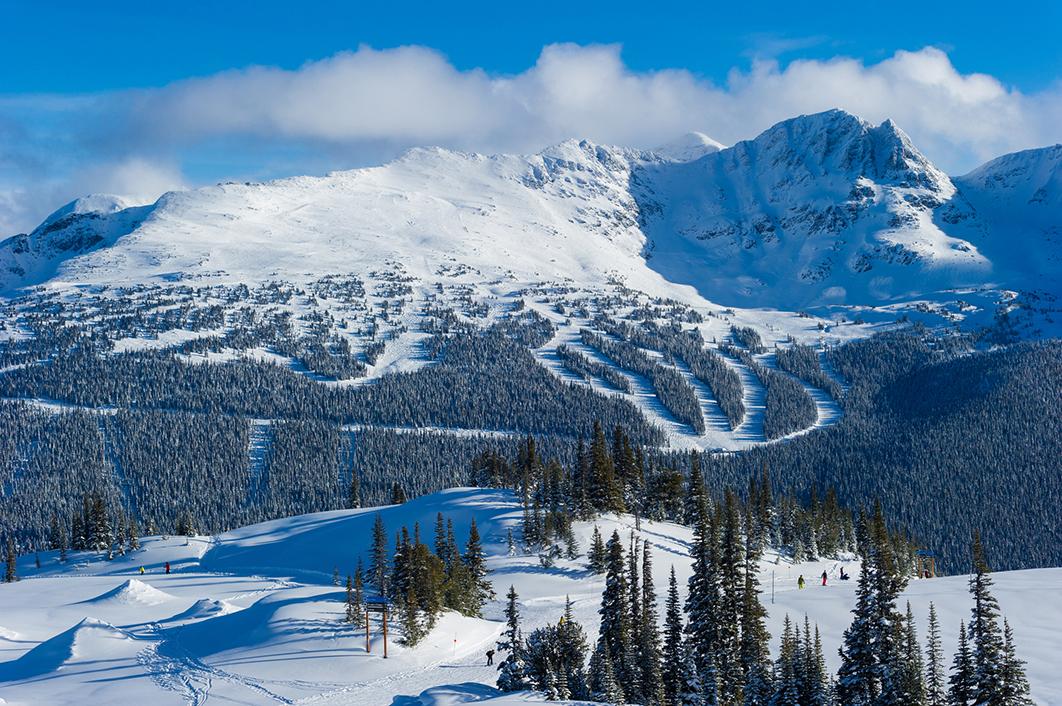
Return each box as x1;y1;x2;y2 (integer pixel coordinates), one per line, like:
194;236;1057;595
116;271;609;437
589;640;626;704
353;560;365;616
589;421;623;513
685;489;720;704
717;489;745;706
741;506;774;706
949;621;975;706
900;602;927;705
344;575;357;623
369;513;389;597
463;518;495;615
390;482;407;504
837;504;908;706
507;527;516;557
663;566;687;706
348;471;362;509
968;532;1006;704
639;539;665;705
999;619;1033;706
596;531;632;689
557;597;590;699
588;525;607;574
925;603;947;706
772;615;801;706
127;517;140;551
400;585;424;645
333;566;340;586
626;533;644;704
497;585;532;692
684;451;706;525
4;537;15;583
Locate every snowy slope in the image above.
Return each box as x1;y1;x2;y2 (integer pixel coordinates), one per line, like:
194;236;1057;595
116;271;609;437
2;487;1059;705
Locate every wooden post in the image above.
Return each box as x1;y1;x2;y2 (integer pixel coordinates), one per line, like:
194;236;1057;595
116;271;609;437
382;604;388;659
365;608;371;653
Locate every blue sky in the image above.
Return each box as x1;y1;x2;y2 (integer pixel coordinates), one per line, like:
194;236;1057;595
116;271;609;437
2;1;1061;233
5;1;1060;92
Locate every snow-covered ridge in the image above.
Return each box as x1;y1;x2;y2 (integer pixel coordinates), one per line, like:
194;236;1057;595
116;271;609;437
2;108;1058;310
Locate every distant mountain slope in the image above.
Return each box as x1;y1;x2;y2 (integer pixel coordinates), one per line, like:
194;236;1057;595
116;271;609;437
1;109;1058;312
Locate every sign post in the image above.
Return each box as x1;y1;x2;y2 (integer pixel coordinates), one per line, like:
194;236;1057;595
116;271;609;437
366;601;389;659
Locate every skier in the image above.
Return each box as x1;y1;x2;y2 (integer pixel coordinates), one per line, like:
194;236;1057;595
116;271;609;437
821;570;828;586
486;648;495;666
797;575;805;589
139;566;145;575
164;561;171;574
839;567;850;581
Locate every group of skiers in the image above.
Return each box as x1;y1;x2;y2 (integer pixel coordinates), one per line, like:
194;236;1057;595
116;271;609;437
137;561;171;575
796;567;848;589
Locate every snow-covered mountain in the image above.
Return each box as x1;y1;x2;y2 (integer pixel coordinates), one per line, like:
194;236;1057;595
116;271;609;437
1;109;1059;312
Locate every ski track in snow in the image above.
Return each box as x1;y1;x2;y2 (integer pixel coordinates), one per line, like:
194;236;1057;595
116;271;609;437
716;348;768;443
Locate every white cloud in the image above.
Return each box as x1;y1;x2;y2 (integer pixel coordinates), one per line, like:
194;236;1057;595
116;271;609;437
2;44;1061;234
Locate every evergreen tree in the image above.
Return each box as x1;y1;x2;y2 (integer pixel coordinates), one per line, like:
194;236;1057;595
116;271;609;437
949;621;975;706
127;517;139;551
390;482;407;504
369;513;389;597
4;537;15;583
717;490;745;706
497;585;532;692
663;566;687;706
400;584;425;645
901;602;927;705
741;506;774;706
588;640;626;704
348;471;362;509
344;574;358;623
968;532;1006;704
595;530;632;691
353;560;365;615
837;505;908;706
999;619;1033;706
588;525;607;574
639;539;665;705
771;616;801;706
925;603;947;706
463;518;495;615
685;489;721;704
626;534;644;704
589;421;623;513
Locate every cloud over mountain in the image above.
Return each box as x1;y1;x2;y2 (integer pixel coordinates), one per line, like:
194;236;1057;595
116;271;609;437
2;43;1061;234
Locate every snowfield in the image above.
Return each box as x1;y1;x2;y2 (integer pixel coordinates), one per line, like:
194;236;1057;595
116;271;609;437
1;487;1058;705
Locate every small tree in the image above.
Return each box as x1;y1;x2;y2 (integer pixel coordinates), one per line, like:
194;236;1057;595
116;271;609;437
497;585;532;692
588;526;606;574
925;602;946;706
999;619;1033;705
949;621;975;706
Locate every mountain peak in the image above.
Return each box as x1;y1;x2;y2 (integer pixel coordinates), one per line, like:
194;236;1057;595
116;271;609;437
652;131;726;162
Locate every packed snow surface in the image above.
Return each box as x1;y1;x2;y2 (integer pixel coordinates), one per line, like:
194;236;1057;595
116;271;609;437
1;487;1059;705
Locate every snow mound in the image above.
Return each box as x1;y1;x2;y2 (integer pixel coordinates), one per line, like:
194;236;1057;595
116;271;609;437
0;617;139;680
80;578;176;606
163;597;235;623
